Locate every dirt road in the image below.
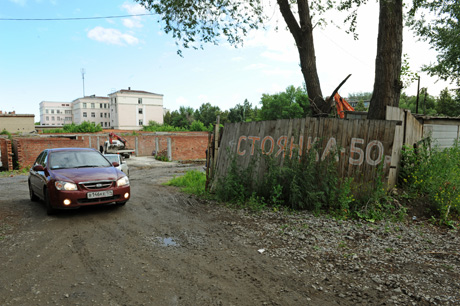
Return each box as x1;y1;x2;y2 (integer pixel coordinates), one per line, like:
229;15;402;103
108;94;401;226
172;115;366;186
1;157;459;305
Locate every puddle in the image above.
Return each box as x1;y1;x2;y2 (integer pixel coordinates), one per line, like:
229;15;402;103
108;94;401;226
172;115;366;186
159;237;178;247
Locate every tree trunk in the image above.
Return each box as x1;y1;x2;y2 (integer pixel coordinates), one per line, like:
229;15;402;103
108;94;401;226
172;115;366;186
367;0;403;120
277;0;329;116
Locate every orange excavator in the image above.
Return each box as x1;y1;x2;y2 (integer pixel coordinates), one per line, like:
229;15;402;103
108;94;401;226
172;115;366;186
334;93;355;119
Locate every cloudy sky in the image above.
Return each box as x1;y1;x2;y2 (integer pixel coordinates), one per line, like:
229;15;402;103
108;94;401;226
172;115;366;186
0;0;451;120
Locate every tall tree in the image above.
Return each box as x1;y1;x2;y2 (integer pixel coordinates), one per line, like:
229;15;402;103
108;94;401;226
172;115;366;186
258;85;310;120
135;0;338;115
194;103;221;127
409;1;460;86
368;0;403;119
135;0;407;119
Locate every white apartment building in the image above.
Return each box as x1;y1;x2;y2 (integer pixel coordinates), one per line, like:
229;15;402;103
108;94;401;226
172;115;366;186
72;95;110;128
109;88;164;130
39;101;73;126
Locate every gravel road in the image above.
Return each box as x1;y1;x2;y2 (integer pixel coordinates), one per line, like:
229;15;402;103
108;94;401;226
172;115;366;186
0;157;459;305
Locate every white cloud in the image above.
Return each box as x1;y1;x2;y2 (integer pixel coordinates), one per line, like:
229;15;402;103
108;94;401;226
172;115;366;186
87;27;139;46
121;2;147;29
122;18;143;29
121;2;147;15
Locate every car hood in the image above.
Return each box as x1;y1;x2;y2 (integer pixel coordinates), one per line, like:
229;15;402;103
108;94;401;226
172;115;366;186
51;167;122;183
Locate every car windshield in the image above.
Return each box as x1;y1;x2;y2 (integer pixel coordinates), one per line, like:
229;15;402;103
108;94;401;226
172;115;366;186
104;155;119;164
49;151;112;170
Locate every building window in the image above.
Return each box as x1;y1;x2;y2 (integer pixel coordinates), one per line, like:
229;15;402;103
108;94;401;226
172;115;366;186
51;110;55;114
83;103;87;108
91;103;95;108
139;119;143;125
104;113;107;118
65;110;71;114
56;110;60;114
100;103;103;108
57;116;61;121
138;108;143;114
91;112;95;118
83;112;87;118
46;109;49;114
46;116;49;120
138;98;142;104
51;116;55;121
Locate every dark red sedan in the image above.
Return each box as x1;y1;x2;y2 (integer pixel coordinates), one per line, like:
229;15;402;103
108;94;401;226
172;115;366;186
28;148;130;214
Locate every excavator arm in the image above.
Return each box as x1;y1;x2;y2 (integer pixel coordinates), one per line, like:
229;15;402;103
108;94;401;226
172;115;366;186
109;132;127;145
334;93;355;119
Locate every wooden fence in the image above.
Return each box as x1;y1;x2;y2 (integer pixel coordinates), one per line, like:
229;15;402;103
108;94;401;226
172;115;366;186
210;117;400;191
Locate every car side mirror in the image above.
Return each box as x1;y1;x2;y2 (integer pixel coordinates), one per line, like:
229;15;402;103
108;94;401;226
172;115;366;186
33;164;45;171
112;162;120;167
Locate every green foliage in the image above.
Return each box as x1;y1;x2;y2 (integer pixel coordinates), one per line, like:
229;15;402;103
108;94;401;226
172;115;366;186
355;100;367;112
400;53;419;89
165;170;207;196
41;121;102;134
169;106;195;129
214;145;401;220
436;88;460;116
408;0;460;86
347;92;372;102
400;141;460;224
258;85;311;121
0;129;12;139
399;92;437;115
194;103;221;127
135;0;266;54
190;120;211;132
214;152;257;205
228;99;258;123
142;121;187;132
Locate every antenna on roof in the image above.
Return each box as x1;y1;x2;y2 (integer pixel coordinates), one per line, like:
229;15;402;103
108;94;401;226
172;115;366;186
81;68;86;97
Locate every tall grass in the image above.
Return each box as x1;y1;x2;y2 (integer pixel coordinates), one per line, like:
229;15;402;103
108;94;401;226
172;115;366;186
400;141;460;224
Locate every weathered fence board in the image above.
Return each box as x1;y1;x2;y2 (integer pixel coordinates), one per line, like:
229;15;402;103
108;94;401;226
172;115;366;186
212;117;398;190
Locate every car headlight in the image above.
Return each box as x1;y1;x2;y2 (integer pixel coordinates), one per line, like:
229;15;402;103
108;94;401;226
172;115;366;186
117;176;130;187
55;181;78;191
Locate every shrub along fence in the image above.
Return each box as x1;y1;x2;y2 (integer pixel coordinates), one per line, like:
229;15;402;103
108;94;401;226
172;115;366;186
210;117;402;192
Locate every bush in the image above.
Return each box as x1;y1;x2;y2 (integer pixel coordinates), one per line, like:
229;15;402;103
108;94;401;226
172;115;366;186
400;141;460;224
41;121;102;133
214;146;402;219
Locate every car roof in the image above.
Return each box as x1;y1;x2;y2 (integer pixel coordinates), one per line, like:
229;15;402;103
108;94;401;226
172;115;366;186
47;148;98;153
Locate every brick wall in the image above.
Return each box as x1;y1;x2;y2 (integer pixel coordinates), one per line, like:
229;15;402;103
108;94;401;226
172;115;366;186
0;137;13;171
10;132;209;170
14;137;86;169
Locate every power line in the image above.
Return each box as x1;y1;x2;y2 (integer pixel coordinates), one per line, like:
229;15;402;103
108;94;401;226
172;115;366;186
0;13;155;21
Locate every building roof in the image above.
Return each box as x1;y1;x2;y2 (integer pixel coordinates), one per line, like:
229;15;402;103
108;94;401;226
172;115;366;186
109;88;163;96
72;95;110;102
0;111;34;117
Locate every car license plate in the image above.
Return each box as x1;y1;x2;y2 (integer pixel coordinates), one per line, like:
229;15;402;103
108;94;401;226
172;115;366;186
87;190;113;199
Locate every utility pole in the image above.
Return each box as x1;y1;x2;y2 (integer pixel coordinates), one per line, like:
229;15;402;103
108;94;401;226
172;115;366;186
81;68;86;97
